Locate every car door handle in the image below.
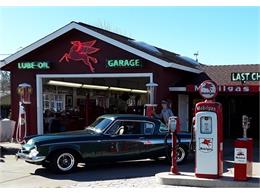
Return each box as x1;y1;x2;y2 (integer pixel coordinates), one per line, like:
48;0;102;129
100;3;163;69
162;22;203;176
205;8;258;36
139;137;145;139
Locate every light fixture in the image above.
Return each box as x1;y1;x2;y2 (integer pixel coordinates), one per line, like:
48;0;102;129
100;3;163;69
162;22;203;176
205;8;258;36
82;84;109;90
47;80;148;94
109;87;131;92
131;89;147;94
48;80;82;88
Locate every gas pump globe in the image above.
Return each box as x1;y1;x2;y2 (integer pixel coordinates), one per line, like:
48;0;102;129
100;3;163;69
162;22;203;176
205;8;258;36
17;83;32;104
144;82;158;117
168;116;177;133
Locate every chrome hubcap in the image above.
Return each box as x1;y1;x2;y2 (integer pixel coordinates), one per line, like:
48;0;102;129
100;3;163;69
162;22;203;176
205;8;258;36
176;147;185;163
57;153;75;171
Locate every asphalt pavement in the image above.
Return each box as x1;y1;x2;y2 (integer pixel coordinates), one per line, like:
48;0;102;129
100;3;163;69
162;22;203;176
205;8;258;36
0;140;259;188
0;142;190;188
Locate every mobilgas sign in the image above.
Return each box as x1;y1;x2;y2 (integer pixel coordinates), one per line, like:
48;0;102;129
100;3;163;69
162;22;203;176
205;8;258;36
231;72;260;82
18;62;50;70
106;59;142;68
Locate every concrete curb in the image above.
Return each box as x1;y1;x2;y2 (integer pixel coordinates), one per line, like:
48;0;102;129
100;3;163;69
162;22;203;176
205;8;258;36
156;172;260;188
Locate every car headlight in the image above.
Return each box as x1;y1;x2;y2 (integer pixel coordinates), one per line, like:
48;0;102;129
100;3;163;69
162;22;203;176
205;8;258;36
28;147;39;158
27;139;34;145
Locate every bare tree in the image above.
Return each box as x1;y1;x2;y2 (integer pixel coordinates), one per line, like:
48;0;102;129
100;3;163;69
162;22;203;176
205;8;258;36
95;20;132;38
0;71;10;93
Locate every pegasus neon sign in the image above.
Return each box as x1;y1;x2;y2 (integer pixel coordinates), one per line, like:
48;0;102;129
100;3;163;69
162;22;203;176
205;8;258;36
59;40;100;72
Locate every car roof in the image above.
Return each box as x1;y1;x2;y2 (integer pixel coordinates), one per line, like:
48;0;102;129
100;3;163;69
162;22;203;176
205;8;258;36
100;114;159;122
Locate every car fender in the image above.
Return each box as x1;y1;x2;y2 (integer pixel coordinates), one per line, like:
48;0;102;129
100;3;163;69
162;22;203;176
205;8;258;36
47;144;82;159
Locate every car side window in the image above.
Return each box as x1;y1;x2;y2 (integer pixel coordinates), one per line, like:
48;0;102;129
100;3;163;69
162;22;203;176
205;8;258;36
143;122;155;135
107;121;123;135
107;120;155;135
122;121;142;135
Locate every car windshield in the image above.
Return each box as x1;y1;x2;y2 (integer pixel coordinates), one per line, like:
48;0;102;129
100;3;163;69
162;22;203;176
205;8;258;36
85;117;113;134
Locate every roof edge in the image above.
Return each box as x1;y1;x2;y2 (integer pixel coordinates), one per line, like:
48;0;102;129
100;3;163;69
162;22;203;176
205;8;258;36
0;21;200;74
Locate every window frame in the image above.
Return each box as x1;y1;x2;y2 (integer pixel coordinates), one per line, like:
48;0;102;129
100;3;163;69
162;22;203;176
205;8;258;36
104;119;155;136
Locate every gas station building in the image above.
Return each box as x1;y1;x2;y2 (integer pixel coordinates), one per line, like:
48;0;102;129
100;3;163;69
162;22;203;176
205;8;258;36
0;21;259;140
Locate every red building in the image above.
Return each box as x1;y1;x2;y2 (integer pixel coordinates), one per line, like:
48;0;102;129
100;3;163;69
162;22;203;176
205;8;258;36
170;64;260;139
1;22;259;140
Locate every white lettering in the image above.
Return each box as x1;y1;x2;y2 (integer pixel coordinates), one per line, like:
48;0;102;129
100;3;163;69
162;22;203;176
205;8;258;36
243;86;250;92
227;86;234;92
235;86;241;92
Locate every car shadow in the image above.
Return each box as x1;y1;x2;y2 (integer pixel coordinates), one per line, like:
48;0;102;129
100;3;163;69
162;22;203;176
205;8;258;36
31;140;259;182
32;157;195;182
0;145;19;163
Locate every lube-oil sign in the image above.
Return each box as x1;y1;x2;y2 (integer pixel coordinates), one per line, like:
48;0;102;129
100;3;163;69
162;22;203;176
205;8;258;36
106;59;142;68
17;62;50;70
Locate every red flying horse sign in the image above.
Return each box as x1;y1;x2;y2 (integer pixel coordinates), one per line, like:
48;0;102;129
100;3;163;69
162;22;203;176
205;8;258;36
59;40;100;72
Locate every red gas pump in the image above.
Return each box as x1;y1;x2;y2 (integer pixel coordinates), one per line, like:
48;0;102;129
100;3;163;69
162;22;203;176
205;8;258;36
15;83;32;143
194;80;223;178
168;116;180;175
234;115;253;181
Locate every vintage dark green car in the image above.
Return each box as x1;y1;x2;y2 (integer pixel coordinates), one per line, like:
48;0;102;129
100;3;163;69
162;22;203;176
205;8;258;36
16;114;191;173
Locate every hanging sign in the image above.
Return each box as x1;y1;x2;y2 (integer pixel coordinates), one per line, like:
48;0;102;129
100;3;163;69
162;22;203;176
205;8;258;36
187;84;259;93
18;62;50;70
106;59;142;68
198;80;218;99
231;72;260;82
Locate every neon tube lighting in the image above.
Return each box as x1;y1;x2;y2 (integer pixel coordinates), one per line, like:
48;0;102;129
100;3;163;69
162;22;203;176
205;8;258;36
48;80;147;93
131;89;147;94
82;84;109;90
109;87;132;92
48;80;82;88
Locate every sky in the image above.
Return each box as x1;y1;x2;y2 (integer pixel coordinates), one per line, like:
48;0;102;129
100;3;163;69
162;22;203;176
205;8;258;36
0;6;259;65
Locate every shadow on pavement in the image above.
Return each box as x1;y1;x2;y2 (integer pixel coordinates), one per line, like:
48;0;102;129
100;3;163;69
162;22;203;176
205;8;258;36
32;156;195;182
0;145;20;163
23;139;260;182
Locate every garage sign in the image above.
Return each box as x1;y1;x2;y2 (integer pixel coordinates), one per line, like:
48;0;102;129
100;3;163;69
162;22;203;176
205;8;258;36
106;59;142;68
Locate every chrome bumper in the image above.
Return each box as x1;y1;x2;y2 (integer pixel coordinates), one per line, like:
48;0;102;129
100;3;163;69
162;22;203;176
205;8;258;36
16;151;46;163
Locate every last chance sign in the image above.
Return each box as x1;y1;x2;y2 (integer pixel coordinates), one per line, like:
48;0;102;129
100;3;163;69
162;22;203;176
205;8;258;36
231;72;260;82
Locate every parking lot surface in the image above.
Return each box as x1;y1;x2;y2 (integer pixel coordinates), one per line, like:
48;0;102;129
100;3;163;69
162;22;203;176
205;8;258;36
0;141;259;188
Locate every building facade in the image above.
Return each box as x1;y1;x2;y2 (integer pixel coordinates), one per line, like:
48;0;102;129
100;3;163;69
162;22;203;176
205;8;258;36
1;22;259;140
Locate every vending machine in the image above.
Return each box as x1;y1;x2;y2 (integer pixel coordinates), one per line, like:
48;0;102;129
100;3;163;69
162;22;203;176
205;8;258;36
194;80;223;178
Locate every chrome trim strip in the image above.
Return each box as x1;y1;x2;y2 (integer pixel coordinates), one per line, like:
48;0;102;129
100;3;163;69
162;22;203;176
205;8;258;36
39;138;191;147
16;152;46;163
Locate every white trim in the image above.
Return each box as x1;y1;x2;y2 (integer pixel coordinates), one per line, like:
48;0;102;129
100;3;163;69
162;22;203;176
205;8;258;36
36;73;153;80
178;94;189;132
0;23;74;67
169;87;187;92
36;73;153;134
36;76;44;135
0;22;201;74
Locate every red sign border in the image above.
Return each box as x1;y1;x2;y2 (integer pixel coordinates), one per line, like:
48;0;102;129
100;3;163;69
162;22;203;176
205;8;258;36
198;80;218;100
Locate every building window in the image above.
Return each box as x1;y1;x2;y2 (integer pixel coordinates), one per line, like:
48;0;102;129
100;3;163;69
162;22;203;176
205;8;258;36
43;93;65;112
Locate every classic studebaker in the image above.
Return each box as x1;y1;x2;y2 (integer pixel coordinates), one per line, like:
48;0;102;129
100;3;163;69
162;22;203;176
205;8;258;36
16;114;191;173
